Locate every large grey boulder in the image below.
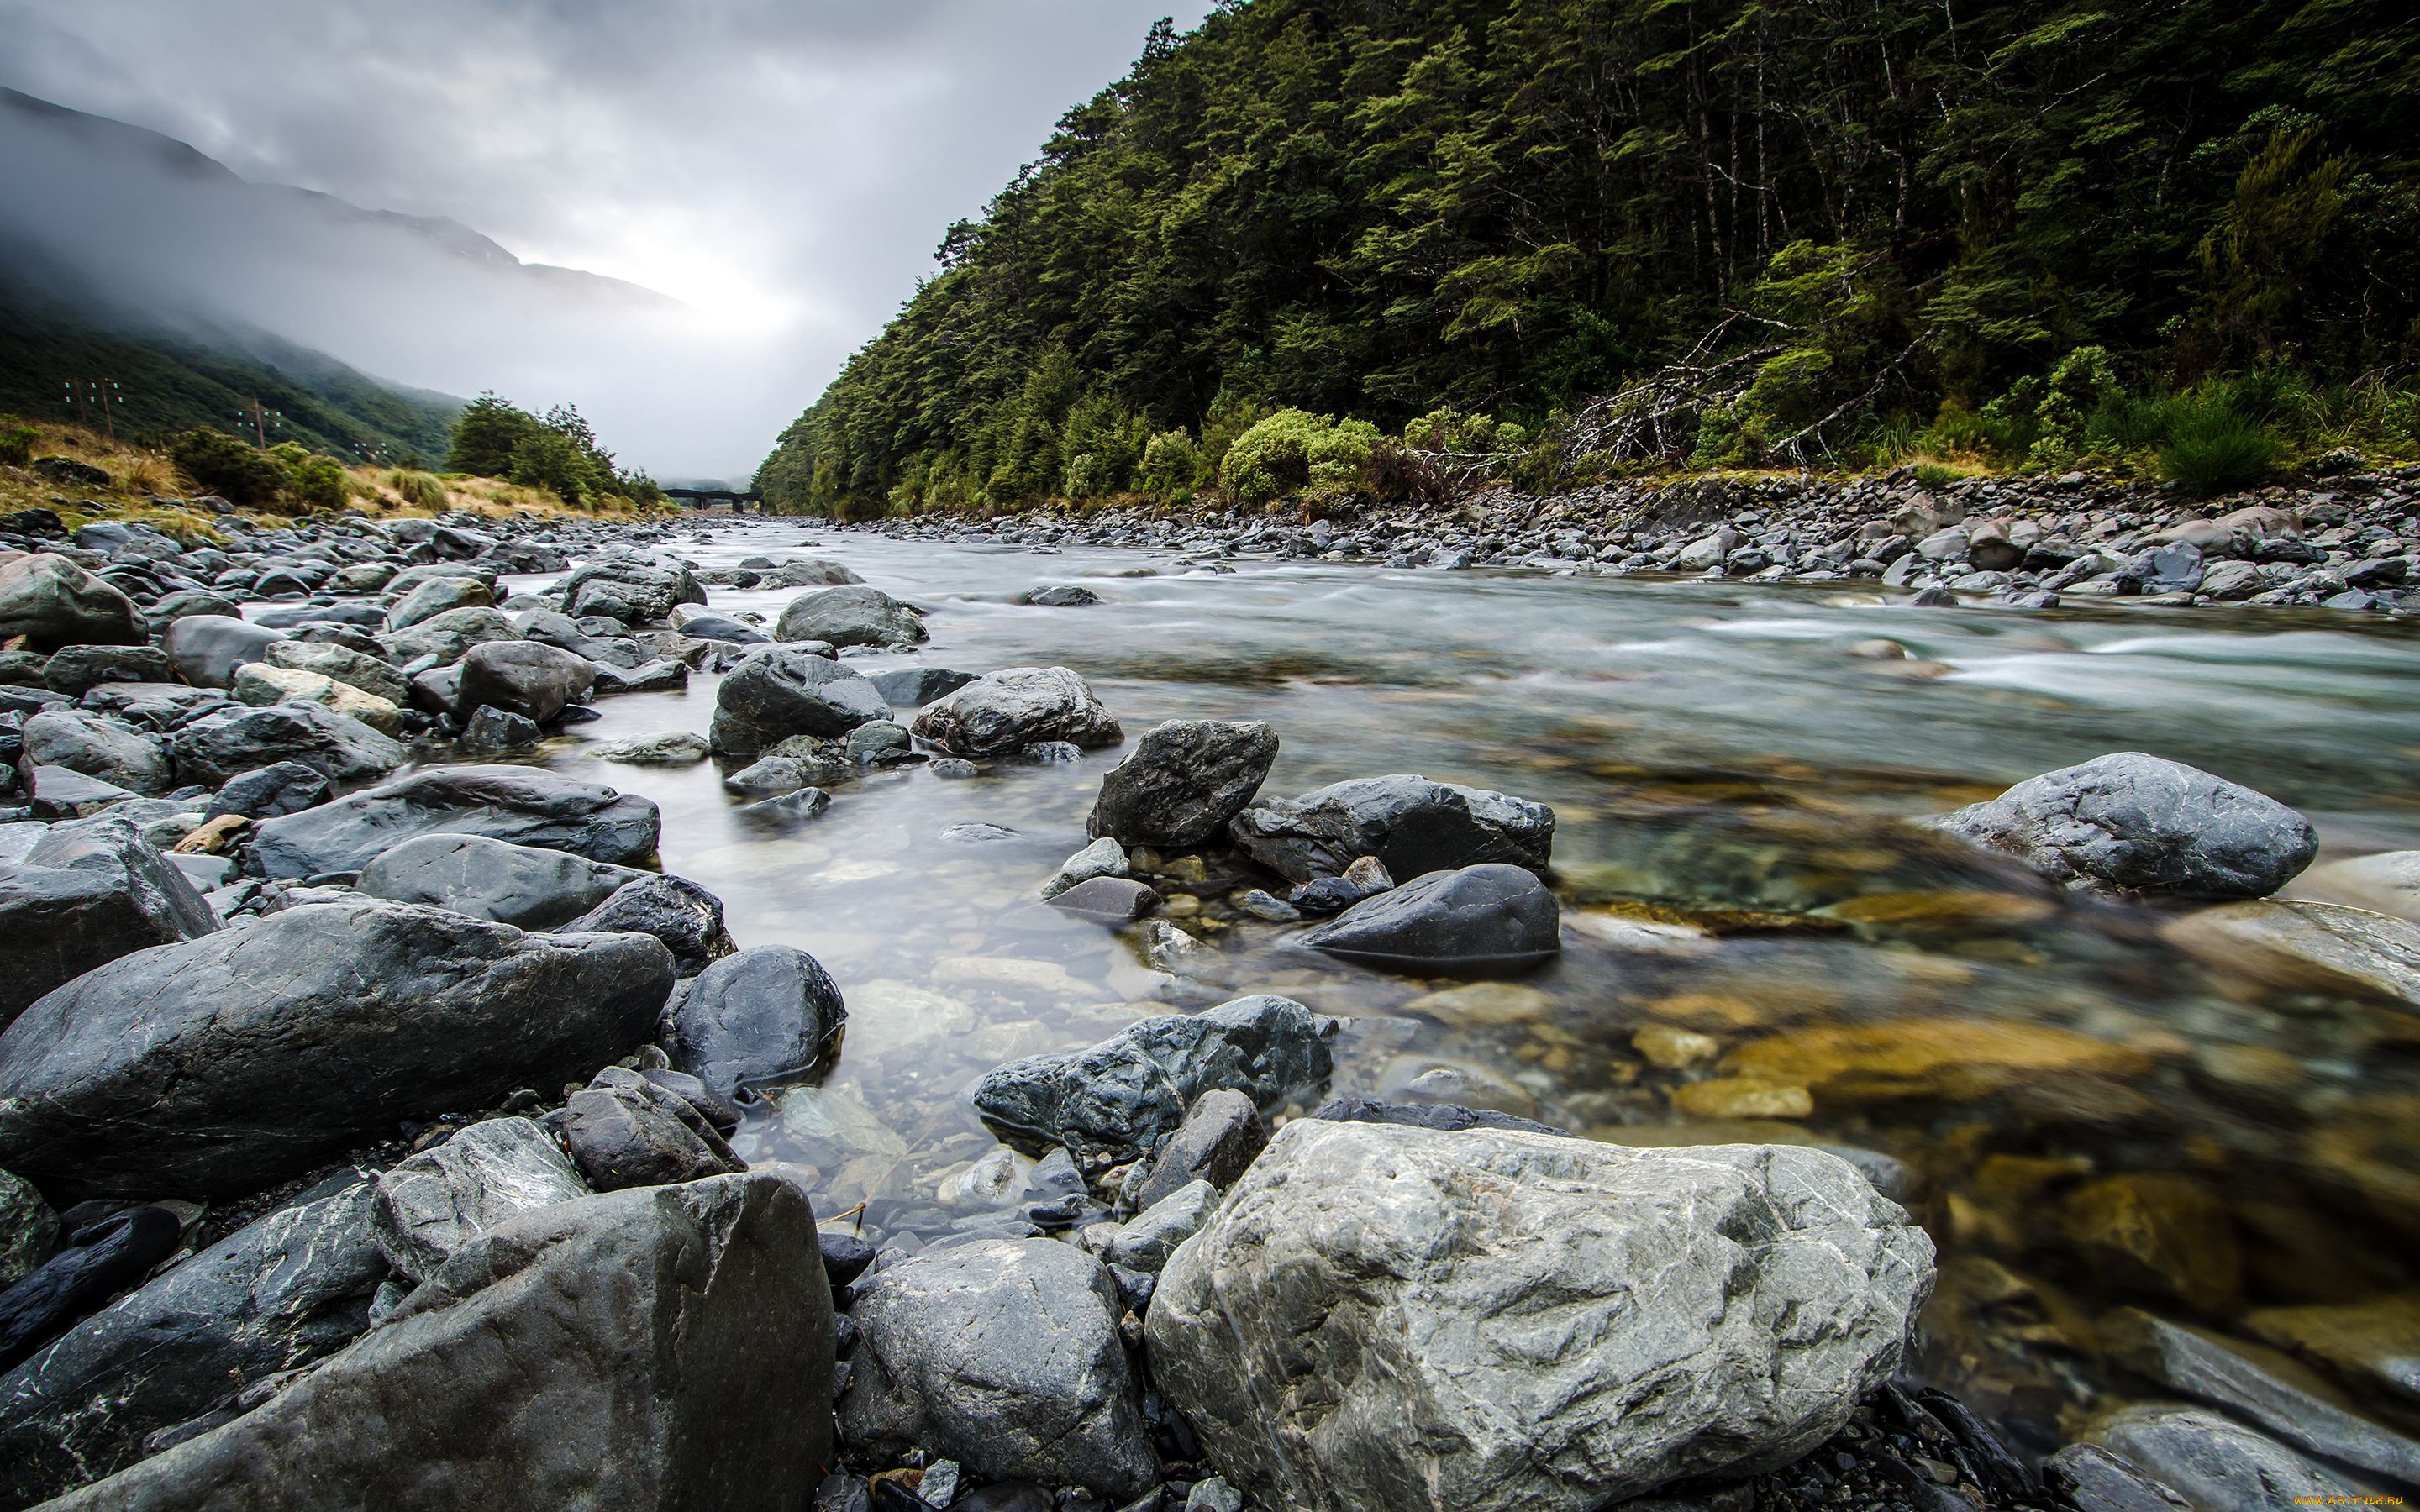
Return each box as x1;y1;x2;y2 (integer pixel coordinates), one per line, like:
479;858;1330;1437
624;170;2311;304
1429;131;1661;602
249;765;662;879
0;816;217;1026
1939;752;2317;898
2090;1406;2358;1512
260;639;410;706
0;557;141;652
0;900;673;1200
0;1173;387;1509
1128;1089;1266;1213
41;647;171;698
555;874;735;977
355;832;647;928
168;701;409;791
384;574;492;630
910;667;1122;758
160;616;283;689
1228;774;1555;884
669;946;846;1097
560;556;704;626
1300;864;1560;976
870;666;977;708
371;1116;588;1284
1147;1122;1935;1512
708;644;888;756
39;1170;834;1512
457;640;595;724
377;606;518;666
971;995;1331;1161
773;585;927;648
18;711;169;795
839;1237;1155;1500
1086;719;1277;849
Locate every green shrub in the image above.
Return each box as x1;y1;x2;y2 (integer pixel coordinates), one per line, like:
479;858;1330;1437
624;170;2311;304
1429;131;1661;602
1136;430;1202;494
1403;408;1528;454
291;455;349;510
2156;385;2281;495
168;428;289;505
1061;450;1118;499
1220;410;1380;502
0;424;38;468
385;469;449;509
2028;345;2120;464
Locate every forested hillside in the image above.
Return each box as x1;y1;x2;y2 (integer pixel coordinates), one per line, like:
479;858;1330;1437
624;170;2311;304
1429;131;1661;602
760;0;2419;515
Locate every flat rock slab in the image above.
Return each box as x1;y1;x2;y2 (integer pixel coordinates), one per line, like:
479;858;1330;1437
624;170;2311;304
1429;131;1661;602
355;832;648;929
249;765;661;879
1299;862;1560;976
1228;774;1554;885
0;900;673;1200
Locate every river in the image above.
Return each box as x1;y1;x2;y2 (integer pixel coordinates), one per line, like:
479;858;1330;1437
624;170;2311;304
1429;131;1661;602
526;521;2420;1456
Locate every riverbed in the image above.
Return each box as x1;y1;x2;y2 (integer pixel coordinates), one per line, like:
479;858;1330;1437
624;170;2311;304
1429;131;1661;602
529;522;2420;1455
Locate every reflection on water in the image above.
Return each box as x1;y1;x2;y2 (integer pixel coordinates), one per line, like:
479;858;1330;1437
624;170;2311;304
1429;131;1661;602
522;524;2420;1454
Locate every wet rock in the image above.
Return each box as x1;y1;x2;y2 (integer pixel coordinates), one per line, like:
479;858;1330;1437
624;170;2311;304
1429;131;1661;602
1300;864;1560;976
1228;774;1554;885
160;616;283;688
723;756;821;796
18;765;135;819
355;832;647;928
871;666;979;707
774;585;929;648
970;995;1331;1161
2;812;219;1022
2044;1444;2194;1512
710;644;891;755
0;900;673;1200
457;640;595;725
19;710;169;795
2164;900;2420;1010
562;1069;748;1191
587;656;690;696
0;1175;386;1507
260;639;410;706
0;1207;184;1378
671;946;847;1097
169;701;409;790
844;719;910;765
667;606;767;644
839;1237;1156;1501
1097;1179;1216;1273
1042;836;1129;899
458;706;544;753
2060;1175;2241;1313
594;731;712;765
1049;876;1160;923
229;663;404;734
40;646;170;697
1026;585;1099;606
560;556;703;625
1087;719;1278;849
910;666;1122;758
2091;1406;2356;1512
738;787;833;826
250;764;661;879
384;574;493;630
555;873;736;977
0;1175;58;1290
371;1117;588;1284
2101;1308;2420;1485
1129;1089;1266;1211
0;557;141;652
380;605;519;666
1146;1121;1933;1512
38;1170;833;1512
1938;753;2317;899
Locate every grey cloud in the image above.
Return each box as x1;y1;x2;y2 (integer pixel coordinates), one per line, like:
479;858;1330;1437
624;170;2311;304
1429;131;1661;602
0;0;1208;479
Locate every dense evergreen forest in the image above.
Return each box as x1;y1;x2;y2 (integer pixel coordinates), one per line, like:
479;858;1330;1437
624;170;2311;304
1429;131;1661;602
760;0;2419;516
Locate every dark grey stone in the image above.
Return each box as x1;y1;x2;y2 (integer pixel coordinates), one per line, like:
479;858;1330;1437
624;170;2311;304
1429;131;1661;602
0;1176;385;1508
371;1117;587;1284
41;647;171;698
18;766;135;819
671;946;847;1097
203;762;331;822
0;814;218;1026
1310;1095;1566;1137
774;585;929;648
456;640;595;725
2044;1444;2194;1512
1087;720;1277;849
971;996;1331;1161
1026;585;1098;606
1128;1089;1266;1212
909;667;1122;758
457;706;544;752
838;1237;1156;1500
0;1207;182;1377
0;900;674;1200
738;788;833;826
0;557;141;653
561;1068;747;1191
355;832;647;928
19;711;169;795
555;873;736;977
1299;864;1561;976
710;645;891;755
168;702;408;790
869;666;978;707
1228;774;1555;885
75;684;234;733
37;1170;834;1512
589;657;691;696
1939;752;2317;898
1049;876;1161;923
249;765;662;879
2093;1405;2357;1512
667;608;765;644
160;616;283;689
384;575;492;629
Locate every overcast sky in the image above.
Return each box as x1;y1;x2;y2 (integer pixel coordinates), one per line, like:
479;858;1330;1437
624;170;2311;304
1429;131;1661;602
0;0;1212;479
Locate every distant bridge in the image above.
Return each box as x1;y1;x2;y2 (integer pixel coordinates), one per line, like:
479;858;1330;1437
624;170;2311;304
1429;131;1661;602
661;486;761;512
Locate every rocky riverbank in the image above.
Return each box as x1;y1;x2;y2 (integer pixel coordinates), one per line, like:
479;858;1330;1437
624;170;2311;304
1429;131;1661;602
837;462;2420;616
0;504;2416;1509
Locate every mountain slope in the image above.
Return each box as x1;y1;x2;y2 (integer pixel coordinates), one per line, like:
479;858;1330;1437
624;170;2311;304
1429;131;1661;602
759;0;2419;515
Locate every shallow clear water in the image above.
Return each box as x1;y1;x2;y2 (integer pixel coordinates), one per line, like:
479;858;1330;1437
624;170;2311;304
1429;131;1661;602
523;523;2420;1454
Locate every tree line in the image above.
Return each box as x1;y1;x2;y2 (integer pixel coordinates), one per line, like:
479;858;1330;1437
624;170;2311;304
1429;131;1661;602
757;0;2418;514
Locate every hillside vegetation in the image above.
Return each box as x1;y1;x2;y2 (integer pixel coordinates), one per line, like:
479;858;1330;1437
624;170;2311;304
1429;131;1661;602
759;0;2420;517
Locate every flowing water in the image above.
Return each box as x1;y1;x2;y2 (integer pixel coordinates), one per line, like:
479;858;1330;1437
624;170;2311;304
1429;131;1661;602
520;522;2420;1455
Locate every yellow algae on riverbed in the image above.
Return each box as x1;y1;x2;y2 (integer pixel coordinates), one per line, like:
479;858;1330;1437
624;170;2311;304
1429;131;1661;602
1722;1017;2154;1105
